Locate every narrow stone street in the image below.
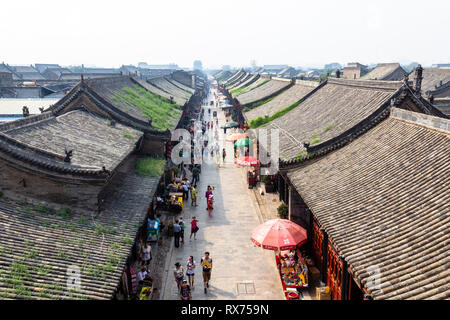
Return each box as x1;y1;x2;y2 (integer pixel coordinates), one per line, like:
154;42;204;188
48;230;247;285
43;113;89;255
161;88;284;300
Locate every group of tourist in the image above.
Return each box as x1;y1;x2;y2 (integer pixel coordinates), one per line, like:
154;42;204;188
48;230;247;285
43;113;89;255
173;251;214;299
173;215;200;247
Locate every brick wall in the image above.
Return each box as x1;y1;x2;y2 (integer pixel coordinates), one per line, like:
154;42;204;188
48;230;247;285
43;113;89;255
0;160;104;212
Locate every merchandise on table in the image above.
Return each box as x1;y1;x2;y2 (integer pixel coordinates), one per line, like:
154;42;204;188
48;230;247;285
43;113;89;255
276;249;309;299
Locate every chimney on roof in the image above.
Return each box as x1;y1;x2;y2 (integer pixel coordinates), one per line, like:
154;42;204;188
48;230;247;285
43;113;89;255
64;149;73;163
80;74;84;82
413;64;423;95
22;106;30;117
402;73;409;85
336;69;341;78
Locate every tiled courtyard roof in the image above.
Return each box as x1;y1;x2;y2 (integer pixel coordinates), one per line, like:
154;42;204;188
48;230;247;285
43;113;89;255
225;71;247;87
265;78;403;161
227;73;252;90
239;76;270;93
51;76;182;133
3;110;142;171
222;69;245;85
215;70;233;83
167;78;195;94
136;78;185;105
236;78;291;106
148;77;192;102
0;171;159;299
413;68;450;95
286;108;450;300
244;80;318;121
231;73;260;91
360;63;406;81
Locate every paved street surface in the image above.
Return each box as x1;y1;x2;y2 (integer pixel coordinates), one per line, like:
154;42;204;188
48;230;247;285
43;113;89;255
161;89;284;300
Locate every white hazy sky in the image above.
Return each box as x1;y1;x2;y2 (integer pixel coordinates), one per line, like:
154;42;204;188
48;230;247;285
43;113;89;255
0;0;449;69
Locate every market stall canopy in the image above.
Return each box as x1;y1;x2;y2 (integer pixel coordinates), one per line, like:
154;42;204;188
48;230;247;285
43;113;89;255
235;156;259;166
251;219;307;251
234;137;252;147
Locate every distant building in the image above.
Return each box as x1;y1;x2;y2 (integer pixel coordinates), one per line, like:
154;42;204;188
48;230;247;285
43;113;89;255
222;65;231;71
34;63;61;74
360;63;407;81
0;72;13;87
343;62;368;79
277;67;297;78
409;66;450;117
41;67;72;80
324;62;342;70
193;60;203;71
431;63;450;68
296;70;320;80
262;65;288;75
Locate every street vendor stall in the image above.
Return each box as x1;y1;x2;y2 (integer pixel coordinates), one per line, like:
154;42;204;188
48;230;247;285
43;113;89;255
251;219;308;300
168;192;183;213
147;219;160;242
276;249;309;299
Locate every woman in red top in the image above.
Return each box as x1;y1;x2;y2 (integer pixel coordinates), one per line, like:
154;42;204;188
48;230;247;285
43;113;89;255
190;216;199;240
207;194;214;217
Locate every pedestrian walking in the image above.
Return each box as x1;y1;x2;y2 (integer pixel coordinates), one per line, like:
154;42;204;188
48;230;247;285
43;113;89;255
179;280;192;300
200;252;213;294
216;152;221;168
179;217;186;245
174;262;185;290
205;186;212;207
182;182;189;201
141;241;152;272
190;216;199;240
186;256;196;289
222;148;226;163
191;185;198;206
173;220;181;248
207;194;214;217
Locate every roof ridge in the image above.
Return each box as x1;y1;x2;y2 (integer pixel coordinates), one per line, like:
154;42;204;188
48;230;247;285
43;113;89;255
390;108;450;134
327;77;403;90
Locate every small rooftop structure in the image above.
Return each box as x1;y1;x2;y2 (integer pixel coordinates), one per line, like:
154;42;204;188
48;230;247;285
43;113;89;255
360;63;407;81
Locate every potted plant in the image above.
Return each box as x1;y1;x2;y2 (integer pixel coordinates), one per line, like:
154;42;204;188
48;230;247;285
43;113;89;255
262;175;275;193
277;203;289;219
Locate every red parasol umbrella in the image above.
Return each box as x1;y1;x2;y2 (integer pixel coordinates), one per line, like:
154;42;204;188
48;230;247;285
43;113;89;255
226;133;248;142
235;156;259;166
251;219;307;251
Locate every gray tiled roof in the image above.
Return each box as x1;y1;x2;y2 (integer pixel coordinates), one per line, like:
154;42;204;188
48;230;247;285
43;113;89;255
236;79;291;105
231;73;260;91
148;77;191;102
413;68;450;95
245;80;318;121
287;109;450;300
264;78;403;161
4;110;142;170
0;170;159;299
360;63;406;81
